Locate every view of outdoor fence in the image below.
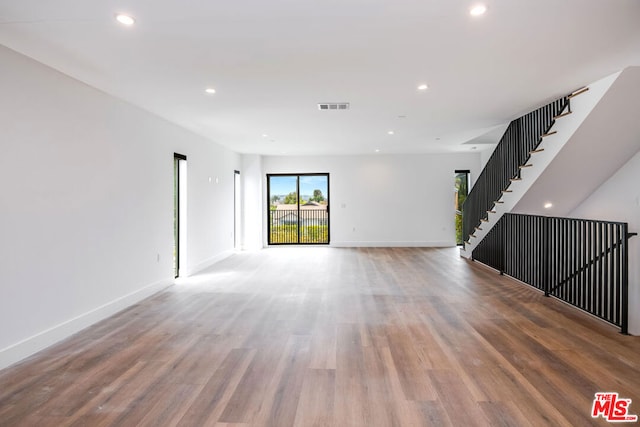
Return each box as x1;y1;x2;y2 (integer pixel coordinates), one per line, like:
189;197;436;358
269;208;329;244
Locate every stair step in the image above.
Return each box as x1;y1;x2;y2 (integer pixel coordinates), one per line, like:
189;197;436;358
494;200;504;204
487;210;496;214
569;87;589;98
542;131;557;138
510;177;522;182
502;189;513;193
519;164;533;169
530;148;545;154
554;111;572;119
481;218;489;223
470;234;476;238
475;226;483;231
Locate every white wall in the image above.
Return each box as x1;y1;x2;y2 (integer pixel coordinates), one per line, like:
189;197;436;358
479;145;497;170
0;45;240;368
241;154;264;250
263;153;481;247
570;149;640;335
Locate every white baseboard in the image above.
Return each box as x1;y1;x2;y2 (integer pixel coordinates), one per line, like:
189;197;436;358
0;278;172;371
330;241;455;248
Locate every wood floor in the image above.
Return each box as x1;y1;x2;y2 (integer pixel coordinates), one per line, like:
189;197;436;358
1;247;640;426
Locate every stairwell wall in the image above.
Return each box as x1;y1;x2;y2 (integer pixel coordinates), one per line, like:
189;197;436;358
569;149;640;335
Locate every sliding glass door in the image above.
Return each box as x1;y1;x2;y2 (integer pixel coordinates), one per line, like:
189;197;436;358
267;174;329;244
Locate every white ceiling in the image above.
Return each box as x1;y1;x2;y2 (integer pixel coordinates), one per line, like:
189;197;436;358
1;0;639;156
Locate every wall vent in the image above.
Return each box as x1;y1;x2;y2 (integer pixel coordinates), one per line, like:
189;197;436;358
318;102;350;110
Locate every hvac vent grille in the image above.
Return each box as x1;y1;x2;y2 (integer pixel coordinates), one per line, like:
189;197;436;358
318;102;350;110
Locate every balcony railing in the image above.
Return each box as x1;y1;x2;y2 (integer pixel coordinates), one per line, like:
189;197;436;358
472;213;633;333
268;208;329;244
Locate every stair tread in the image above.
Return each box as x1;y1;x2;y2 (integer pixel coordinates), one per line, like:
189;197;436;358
554;111;572;119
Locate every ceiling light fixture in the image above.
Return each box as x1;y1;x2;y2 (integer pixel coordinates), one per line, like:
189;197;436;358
417;84;428;91
375;149;380;153
262;134;269;138
470;4;487;16
544;202;553;209
387;130;395;135
205;88;216;94
115;14;136;26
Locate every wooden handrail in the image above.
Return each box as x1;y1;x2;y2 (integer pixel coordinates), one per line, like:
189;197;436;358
568;87;589;98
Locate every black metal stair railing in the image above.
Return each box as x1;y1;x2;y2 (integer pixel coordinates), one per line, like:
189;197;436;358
472;213;633;334
462;96;569;244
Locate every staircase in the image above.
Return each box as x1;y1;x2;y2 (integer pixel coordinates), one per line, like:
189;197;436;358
460;70;622;258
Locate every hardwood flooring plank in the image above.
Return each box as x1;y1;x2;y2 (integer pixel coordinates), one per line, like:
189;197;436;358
429;369;490;427
384;325;437;401
217;334;289;423
177;348;256;426
253;335;312;427
478;401;533;427
334;322;372;426
414;400;452;427
308;321;337;370
292;369;335;427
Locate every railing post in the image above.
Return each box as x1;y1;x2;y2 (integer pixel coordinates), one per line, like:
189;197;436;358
500;215;505;275
621;227;633;335
543;216;550;297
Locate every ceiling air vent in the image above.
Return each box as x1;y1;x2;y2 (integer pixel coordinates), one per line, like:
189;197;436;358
318;102;350;111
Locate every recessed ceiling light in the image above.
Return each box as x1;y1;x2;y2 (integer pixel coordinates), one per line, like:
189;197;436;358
205;88;216;94
470;4;487;16
387;130;395;135
262;134;269;138
115;14;136;26
375;149;380;153
417;84;428;91
544;202;553;209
